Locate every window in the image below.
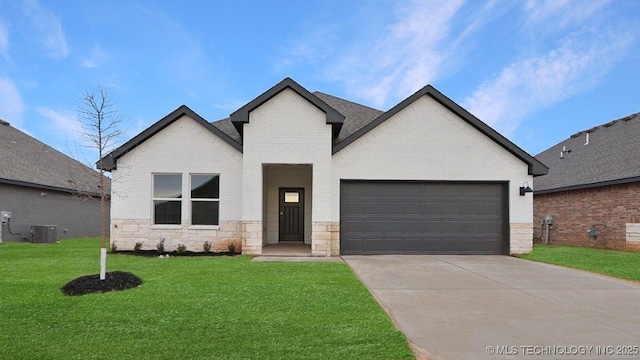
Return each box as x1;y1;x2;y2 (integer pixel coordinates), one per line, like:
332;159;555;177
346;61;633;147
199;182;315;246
284;192;299;203
191;174;219;226
153;174;182;225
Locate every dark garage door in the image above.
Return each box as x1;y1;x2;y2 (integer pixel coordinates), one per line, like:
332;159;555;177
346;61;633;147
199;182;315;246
340;181;507;255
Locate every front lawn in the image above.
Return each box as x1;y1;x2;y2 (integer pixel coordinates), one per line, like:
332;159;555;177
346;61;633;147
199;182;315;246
519;244;640;282
0;238;412;360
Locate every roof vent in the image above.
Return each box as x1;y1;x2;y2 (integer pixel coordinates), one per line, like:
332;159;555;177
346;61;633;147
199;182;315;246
570;132;582;138
622;113;638;122
0;119;9;126
585;127;598;133
603;120;617;127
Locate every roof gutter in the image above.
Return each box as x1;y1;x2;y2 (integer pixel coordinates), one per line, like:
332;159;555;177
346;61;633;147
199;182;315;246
0;178;105;198
534;176;640;195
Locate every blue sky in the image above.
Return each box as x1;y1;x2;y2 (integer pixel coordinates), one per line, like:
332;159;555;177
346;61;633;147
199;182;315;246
1;0;639;164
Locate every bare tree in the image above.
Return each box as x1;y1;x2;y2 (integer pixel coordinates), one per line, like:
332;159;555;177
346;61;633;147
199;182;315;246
78;87;123;280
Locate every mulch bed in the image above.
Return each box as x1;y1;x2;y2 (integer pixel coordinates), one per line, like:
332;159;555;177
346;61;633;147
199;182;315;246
61;271;143;296
113;250;238;257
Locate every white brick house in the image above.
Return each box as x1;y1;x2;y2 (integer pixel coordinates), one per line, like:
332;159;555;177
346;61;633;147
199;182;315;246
101;78;547;256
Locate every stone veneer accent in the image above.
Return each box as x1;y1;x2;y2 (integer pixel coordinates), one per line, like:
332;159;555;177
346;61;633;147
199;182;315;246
242;220;263;255
110;219;242;252
627;223;640;251
510;223;533;254
311;221;340;256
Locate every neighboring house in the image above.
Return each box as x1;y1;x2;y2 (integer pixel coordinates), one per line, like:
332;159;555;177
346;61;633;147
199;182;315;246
101;78;547;256
534;112;640;251
0;119;109;241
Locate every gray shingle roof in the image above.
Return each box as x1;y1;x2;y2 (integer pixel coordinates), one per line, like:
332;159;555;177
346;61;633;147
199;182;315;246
0;120;108;195
312;92;384;143
211;118;240;143
103;78;545;176
533;112;640;193
209;91;382;146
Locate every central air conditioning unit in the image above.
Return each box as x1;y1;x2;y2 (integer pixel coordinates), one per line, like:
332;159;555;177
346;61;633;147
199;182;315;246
31;225;58;243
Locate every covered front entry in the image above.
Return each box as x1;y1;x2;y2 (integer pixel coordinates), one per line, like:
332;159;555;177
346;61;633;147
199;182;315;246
263;165;312;245
340;181;508;255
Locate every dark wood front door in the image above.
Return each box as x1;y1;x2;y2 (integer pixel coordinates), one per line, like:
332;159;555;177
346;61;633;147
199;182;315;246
279;188;304;242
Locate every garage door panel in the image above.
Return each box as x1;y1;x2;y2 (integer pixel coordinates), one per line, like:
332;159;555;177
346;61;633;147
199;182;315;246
345;201;363;213
383;221;403;232
405;183;426;196
344;183;364;195
441;221;460;233
442;184;461;196
423;202;441;214
385;184;403;195
341;181;507;255
460;221;479;234
365;201;384;214
479;221;501;234
404;202;424;214
385;202;403;215
479;201;500;214
382;238;403;252
461;202;480;214
364;238;383;253
364;221;383;232
404;220;424;233
424;221;441;232
343;220;363;232
365;183;385;196
442;202;460;214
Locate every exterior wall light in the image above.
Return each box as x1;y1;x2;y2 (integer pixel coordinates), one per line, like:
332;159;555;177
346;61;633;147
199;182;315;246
519;182;533;196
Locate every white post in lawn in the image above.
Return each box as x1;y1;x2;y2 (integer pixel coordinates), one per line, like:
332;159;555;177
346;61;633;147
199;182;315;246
100;247;107;280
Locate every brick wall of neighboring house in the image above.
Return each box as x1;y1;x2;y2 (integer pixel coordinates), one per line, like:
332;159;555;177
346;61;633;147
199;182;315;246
533;182;640;250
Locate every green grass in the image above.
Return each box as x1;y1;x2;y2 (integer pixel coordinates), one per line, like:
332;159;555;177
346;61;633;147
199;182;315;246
519;244;640;282
0;238;412;360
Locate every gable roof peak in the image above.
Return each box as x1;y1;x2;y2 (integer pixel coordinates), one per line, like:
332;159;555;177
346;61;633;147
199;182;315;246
333;83;547;176
229;77;345;138
99;104;242;171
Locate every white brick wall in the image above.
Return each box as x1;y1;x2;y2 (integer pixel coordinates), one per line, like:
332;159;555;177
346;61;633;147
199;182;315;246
333;95;534;253
242;88;334;249
111;90;535;255
110;115;243;248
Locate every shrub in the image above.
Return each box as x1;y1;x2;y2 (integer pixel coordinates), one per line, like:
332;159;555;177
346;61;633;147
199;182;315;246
134;242;144;253
203;241;211;253
228;243;236;254
110;241;117;253
156;238;165;254
176;243;187;254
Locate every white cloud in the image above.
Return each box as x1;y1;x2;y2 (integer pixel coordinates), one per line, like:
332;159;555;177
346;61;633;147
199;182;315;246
36;107;83;140
524;0;611;29
22;0;70;58
341;0;466;108
0;20;9;60
82;45;108;69
0;77;25;126
463;27;637;135
35;106;101;162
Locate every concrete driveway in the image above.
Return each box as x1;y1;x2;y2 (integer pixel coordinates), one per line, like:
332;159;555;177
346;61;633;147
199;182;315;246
343;255;640;360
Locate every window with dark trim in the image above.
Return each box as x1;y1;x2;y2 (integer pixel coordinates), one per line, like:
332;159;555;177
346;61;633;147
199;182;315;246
153;174;182;225
190;174;219;226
